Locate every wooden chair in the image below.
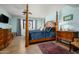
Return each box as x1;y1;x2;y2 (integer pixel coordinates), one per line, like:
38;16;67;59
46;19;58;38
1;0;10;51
71;38;79;51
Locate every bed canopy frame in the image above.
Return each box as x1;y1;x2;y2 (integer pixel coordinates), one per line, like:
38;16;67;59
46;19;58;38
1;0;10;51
25;4;58;47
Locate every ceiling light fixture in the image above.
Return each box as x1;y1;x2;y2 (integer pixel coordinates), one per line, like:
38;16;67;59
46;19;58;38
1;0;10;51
22;5;32;15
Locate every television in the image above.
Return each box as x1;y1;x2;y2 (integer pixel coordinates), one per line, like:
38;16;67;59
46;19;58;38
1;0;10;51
0;14;9;23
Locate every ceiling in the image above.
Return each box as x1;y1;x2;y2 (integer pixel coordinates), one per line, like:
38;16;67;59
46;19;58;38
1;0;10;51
0;4;79;18
67;4;79;7
0;4;26;18
29;4;65;18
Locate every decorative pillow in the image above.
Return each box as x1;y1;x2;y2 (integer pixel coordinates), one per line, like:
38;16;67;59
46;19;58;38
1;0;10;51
45;27;52;32
40;26;44;31
45;27;55;32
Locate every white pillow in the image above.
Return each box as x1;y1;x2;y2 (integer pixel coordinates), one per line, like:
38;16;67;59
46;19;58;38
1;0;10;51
40;25;45;31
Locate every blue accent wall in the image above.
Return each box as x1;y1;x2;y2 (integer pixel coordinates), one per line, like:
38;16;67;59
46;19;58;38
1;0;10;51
0;6;18;32
0;7;12;28
9;16;18;32
58;6;79;31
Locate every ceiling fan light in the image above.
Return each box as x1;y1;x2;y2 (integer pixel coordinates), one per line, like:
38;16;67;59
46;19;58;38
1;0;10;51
29;12;32;15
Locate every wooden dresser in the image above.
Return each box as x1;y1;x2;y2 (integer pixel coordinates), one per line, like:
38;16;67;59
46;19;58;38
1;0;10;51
0;29;13;50
57;31;77;42
56;31;78;51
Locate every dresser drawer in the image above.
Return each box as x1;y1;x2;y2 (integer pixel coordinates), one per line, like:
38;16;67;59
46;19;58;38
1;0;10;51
0;40;4;45
57;31;75;42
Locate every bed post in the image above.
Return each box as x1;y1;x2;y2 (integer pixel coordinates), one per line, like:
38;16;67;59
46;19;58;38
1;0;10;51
25;4;29;47
56;11;58;41
56;11;58;31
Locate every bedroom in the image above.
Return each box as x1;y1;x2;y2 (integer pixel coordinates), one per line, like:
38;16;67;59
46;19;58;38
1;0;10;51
0;4;79;54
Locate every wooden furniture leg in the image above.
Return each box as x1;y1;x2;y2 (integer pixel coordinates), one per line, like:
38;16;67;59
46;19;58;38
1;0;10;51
69;42;72;52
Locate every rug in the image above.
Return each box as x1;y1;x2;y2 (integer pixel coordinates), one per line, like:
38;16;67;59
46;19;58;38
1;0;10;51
38;42;73;54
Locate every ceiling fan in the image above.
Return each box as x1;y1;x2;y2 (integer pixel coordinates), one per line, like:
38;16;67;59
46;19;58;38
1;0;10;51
22;10;32;15
22;5;32;15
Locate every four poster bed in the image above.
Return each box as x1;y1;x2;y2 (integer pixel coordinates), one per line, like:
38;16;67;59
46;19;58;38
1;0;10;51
29;22;56;43
25;5;58;47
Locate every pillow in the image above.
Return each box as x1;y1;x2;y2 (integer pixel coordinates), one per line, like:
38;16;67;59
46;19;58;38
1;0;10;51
45;27;52;32
45;27;55;32
40;26;44;31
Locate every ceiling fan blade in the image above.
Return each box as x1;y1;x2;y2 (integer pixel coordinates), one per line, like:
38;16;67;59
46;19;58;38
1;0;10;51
29;12;32;15
22;11;32;15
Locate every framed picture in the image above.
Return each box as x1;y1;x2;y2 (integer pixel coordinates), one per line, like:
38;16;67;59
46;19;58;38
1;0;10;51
63;14;73;21
23;20;33;30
